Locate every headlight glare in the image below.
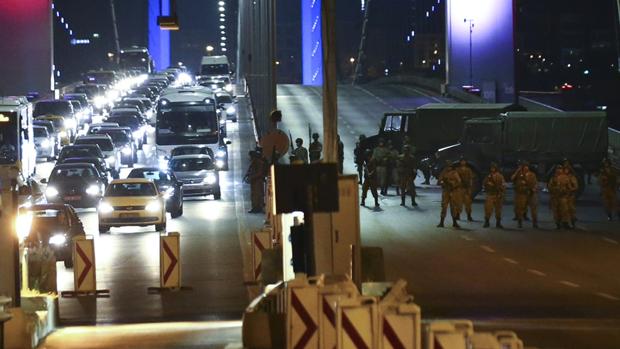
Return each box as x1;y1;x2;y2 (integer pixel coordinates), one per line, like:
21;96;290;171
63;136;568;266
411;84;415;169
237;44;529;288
98;202;114;214
145;201;161;212
226;106;235;114
86;185;100;196
41;139;51;148
122;146;132;155
49;234;67;246
45;186;59;198
204;173;217;184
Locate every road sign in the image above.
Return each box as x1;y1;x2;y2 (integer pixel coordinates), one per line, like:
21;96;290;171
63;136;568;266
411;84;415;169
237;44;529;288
287;280;320;349
336;297;378;349
252;230;271;281
319;282;358;349
160;232;180;289
424;321;472;349
379;304;421;349
74;236;96;292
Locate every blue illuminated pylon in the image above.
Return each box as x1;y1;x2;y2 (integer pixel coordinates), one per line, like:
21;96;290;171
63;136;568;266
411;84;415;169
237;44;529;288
301;0;323;85
149;0;170;70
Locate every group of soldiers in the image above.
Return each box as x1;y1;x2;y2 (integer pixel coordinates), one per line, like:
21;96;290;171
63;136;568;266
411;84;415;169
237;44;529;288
355;138;419;208
290;133;344;173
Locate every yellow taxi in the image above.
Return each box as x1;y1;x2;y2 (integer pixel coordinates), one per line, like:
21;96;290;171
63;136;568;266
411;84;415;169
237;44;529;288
98;178;166;233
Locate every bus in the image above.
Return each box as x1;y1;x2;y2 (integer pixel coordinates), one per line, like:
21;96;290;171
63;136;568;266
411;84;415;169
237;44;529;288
0;96;36;180
120;47;153;74
155;89;222;164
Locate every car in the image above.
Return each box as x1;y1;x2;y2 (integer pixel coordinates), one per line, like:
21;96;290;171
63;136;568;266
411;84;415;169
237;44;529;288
42;163;106;208
170;145;228;170
33;119;61;155
58;144;105;163
33;100;78;140
127;167;184;218
169;154;221;199
106;113;148;149
74;84;110;112
67;100;89;127
93;128;137;166
98;178;167;233
64;93;93;125
116;99;146;114
35;115;72;146
24;204;86;268
74;135;121;177
57;157;110;185
87;122;121;134
215;92;237;122
33;125;56;161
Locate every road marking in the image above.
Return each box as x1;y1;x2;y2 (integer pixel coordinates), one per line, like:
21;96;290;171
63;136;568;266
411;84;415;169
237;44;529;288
480;245;495;253
353;86;398;111
527;269;547;277
602;237;619;245
595;292;620;301
460;235;474;241
559;280;580;288
520;96;563;112
401;85;444;103
503;258;519;265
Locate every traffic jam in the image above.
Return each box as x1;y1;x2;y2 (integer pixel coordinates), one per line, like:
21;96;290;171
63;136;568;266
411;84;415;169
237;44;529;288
2;51;237;270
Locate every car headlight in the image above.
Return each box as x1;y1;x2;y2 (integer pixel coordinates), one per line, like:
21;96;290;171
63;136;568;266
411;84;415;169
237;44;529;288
106;90;120;101
106;156;116;165
86;185;100;196
64;119;76;129
225;84;233;92
41;139;51;148
204;172;217;184
94;96;107;108
145;200;161;212
49;234;67;246
226;106;236;114
58;131;67;138
16;212;33;242
215;160;225;169
45;186;59;198
216;149;226;158
98;202;114;214
122;146;132;155
162;187;174;200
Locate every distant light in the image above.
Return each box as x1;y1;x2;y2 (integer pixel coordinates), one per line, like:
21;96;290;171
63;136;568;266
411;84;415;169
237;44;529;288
220;42;226;46
69;30;73;35
221;36;227;41
529;54;534;59
432;65;436;71
107;52;115;58
221;31;226;34
426;11;430;17
221;48;227;52
56;70;61;77
349;57;355;63
65;23;69;29
406;35;410;42
384;68;389;76
583;69;590;75
218;1;225;5
61;17;64;23
432;5;435;11
220;13;225;17
219;18;225;22
275;61;280;65
567;64;571;68
433;49;438;55
56;11;60;17
218;6;225;11
206;45;214;52
422;60;427;64
438;59;442;65
219;25;226;29
93;33;100;38
361;0;366;11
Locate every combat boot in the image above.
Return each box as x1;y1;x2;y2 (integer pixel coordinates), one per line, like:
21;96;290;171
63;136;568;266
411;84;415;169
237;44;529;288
437;217;445;228
483;219;490;228
374;198;380;208
467;214;474;222
518;219;523;228
412;198;418;206
360;198;366;206
400;197;405;206
452;218;461;228
496;220;504;229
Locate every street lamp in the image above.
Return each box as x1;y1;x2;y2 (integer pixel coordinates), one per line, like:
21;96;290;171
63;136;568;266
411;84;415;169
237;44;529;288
349;57;355;64
206;45;214;56
464;18;475;87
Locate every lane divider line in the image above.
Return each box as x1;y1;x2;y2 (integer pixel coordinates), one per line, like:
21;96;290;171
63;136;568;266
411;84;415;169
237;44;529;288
503;258;519;265
527;269;547;277
558;280;580;288
595;292;620;301
460;235;475;241
480;245;496;253
602;237;619;245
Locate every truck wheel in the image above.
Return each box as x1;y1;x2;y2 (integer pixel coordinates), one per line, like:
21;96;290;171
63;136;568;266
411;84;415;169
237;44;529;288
171;203;183;218
99;225;109;234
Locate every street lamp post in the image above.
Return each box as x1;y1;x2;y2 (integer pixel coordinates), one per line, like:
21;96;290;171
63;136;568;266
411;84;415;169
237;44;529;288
464;18;474;87
206;45;214;56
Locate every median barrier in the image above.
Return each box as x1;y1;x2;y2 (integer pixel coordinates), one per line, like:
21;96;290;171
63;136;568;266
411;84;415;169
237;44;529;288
148;232;191;293
61;235;109;298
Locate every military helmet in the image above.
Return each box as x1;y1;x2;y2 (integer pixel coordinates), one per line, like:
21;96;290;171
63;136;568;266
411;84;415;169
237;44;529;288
295;138;303;145
312;133;319;139
490;162;498;169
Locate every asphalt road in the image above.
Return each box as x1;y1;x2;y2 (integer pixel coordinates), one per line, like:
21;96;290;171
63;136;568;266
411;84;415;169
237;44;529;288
38;82;620;348
277;83;620;349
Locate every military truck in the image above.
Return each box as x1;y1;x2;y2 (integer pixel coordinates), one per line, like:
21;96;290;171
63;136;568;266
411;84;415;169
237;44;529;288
360;103;524;182
435;111;608;196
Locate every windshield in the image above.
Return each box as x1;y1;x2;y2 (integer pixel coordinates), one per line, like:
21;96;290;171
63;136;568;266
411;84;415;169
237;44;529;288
33;127;48;137
75;138;114;151
106;182;157;196
34;101;72;117
170;157;213;172
383;114;404;132
107;116;141;130
74;86;98;98
97;131;129;145
36;117;63;128
171;147;208;156
120;52;150;69
60;147;102;159
217;95;233;104
128;170;171;185
156;105;218;145
50;166;97;181
201;64;229;75
0;112;18;164
69;101;81;110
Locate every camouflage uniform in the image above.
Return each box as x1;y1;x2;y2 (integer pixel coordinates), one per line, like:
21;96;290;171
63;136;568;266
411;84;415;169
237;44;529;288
598;160;619;220
483;165;505;228
512;166;538;228
291;145;309;164
246;152;267;213
564;167;579;226
548;168;571;228
456;160;475;221
309;134;322;163
372;143;389;195
361;158;379;207
438;164;462;228
397;147;417;206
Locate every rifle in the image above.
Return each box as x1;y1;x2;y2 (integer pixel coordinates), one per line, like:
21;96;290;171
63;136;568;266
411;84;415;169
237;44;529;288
288;131;295;153
308;123;312;146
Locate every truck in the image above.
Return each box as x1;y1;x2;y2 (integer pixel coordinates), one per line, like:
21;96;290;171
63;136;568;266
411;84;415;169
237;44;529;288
0;96;37;181
200;55;230;78
119;46;153;73
435;111;608;196
361;103;524;182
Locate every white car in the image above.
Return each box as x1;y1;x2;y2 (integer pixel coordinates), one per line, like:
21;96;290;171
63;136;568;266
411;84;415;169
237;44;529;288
74;135;122;178
98;178;166;233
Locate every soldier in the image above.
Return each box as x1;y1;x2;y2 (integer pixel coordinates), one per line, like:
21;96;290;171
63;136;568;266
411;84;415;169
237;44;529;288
245;151;267;213
308;133;322;163
354;142;364;184
598;159;619;220
483;163;505;228
438;161;462;228
337;134;344;174
397;145;418;206
385;140;400;195
562;162;579;227
291;138;309;164
548;166;571;229
361;154;380;208
512;161;539;228
372;139;389;195
456;158;475;221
